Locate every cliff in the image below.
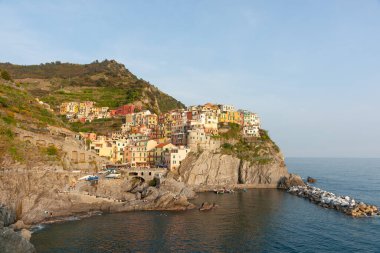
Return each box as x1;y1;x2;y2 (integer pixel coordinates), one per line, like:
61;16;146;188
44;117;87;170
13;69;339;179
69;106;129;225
178;129;291;190
0;205;36;253
0;171;195;225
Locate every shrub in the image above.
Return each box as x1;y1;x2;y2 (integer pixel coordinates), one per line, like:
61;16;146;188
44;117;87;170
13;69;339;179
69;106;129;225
0;96;8;107
222;143;233;150
9;146;23;161
149;178;157;187
1;70;11;81
46;145;58;156
0;126;14;139
1;114;15;125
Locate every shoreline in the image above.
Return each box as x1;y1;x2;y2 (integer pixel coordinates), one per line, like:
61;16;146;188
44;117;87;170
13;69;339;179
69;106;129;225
30;182;380;232
28;185;282;231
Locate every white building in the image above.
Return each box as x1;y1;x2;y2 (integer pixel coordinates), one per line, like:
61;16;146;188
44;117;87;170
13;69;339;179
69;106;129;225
243;125;260;137
115;139;130;162
219;104;235;112
164;146;190;172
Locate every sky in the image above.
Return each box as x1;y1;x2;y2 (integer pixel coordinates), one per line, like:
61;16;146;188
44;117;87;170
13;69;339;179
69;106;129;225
1;0;379;158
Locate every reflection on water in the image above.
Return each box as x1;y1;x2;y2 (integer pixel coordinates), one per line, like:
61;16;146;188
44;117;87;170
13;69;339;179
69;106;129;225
32;158;380;253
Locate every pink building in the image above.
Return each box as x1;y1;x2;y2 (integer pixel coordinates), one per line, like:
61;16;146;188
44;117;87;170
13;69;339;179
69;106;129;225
111;104;135;116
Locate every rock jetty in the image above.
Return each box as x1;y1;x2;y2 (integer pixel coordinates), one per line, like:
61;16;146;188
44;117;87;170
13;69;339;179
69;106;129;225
288;185;380;217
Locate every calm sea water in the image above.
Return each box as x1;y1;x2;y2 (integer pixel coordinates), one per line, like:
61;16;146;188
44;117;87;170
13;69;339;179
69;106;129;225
31;158;380;252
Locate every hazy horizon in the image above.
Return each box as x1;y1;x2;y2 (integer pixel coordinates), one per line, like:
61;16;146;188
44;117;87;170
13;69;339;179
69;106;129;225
1;0;379;158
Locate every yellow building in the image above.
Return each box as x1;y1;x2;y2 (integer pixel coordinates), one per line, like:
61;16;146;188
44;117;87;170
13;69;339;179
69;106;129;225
218;111;242;125
146;114;158;127
128;140;158;168
60;102;69;115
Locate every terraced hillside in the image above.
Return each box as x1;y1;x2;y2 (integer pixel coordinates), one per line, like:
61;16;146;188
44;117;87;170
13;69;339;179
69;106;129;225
0;79;106;171
0;60;185;114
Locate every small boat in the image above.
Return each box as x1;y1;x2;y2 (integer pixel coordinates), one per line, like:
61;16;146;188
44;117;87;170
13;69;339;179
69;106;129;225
86;175;99;181
106;173;121;179
79;175;92;181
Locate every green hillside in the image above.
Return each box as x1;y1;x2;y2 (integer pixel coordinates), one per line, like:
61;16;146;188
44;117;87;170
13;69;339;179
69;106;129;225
0;60;185;114
0;80;65;165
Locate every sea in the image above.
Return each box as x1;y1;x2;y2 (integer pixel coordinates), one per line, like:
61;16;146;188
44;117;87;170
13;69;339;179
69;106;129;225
31;158;380;253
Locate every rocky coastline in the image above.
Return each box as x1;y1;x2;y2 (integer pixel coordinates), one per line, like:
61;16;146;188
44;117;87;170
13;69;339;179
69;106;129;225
288;185;380;217
0;205;36;253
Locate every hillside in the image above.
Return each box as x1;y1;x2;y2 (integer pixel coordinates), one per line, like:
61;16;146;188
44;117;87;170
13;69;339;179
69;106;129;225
0;60;185;114
0;79;107;171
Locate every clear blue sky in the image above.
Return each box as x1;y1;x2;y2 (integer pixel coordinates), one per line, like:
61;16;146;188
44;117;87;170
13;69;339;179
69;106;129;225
1;0;379;158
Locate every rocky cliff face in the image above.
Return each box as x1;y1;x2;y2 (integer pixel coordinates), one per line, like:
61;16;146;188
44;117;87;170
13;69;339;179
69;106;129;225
178;128;296;190
0;206;36;253
178;149;289;190
0;170;195;226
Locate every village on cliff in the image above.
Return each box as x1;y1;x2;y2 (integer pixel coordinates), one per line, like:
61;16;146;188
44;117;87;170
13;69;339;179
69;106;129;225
59;101;261;172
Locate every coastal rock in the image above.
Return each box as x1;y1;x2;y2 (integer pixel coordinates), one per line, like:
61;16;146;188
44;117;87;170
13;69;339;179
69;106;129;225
142;187;159;201
179;150;289;189
199;202;217;211
307;177;316;183
0;227;36;253
21;229;32;241
0;205;36;253
153;192;194;210
179;151;240;186
288;185;380;217
10;220;29;230
278;174;305;189
159;178;196;199
0;205;16;227
238;159;288;186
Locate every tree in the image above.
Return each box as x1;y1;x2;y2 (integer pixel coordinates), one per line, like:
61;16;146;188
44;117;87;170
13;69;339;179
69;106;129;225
1;70;11;81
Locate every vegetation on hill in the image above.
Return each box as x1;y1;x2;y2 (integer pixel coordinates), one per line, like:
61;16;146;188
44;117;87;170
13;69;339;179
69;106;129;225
0;60;185;114
0;82;65;129
0;80;63;165
0;60;185;134
70;118;122;135
217;123;281;165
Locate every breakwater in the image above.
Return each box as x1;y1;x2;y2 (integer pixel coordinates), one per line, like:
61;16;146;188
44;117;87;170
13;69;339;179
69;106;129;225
288;185;380;217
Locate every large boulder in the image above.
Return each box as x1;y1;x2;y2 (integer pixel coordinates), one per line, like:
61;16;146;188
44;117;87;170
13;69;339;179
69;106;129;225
0;227;36;253
141;187;159;201
21;229;32;241
10;220;29;230
159;178;196;199
278;174;305;189
0;205;16;227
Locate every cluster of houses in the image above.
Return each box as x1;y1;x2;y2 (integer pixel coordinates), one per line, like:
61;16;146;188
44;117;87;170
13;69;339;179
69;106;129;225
83;103;261;172
60;102;137;123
